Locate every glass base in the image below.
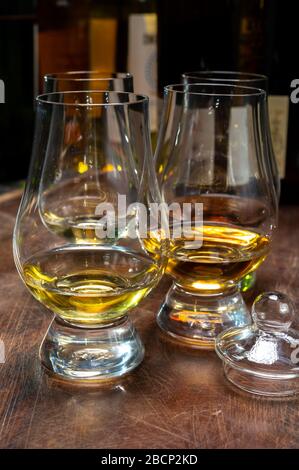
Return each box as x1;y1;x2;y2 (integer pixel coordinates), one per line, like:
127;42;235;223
40;316;144;382
157;284;251;350
223;363;299;397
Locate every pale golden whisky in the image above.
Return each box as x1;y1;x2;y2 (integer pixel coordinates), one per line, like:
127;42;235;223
23;245;162;326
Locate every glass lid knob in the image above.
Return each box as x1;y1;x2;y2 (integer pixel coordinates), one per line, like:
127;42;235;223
252;291;295;333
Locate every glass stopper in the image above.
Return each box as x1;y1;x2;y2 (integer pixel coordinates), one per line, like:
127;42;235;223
216;291;299;396
252;291;295;333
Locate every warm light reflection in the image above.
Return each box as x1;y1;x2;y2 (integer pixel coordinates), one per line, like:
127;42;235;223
101;163;115;173
77;161;89;174
191;281;222;290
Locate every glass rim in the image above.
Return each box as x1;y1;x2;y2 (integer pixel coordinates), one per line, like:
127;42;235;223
165;83;266;98
44;71;133;82
36;90;148;106
181;70;268;83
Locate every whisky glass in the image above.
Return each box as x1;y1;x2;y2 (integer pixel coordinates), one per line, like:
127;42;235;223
182;72;280;293
44;71;134;93
13;91;167;381
155;83;277;349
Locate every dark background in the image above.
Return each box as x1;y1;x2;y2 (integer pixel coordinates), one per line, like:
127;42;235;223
0;0;298;201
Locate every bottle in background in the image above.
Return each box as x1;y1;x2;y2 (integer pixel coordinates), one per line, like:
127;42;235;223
233;0;289;196
157;0;298;203
118;0;158;136
89;0;120;73
37;0;89;92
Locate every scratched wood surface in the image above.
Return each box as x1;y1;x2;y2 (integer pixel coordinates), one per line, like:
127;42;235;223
0;191;298;449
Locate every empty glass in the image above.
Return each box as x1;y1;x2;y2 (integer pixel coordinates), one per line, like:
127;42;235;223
154;83;277;349
13;91;167;381
182;71;280;198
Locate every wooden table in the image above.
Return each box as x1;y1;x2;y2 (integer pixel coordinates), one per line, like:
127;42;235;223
0;191;298;449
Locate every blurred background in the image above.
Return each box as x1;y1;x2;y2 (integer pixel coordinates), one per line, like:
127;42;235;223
0;0;297;202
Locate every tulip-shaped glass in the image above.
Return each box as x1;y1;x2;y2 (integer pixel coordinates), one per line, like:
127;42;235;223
154;83;277;349
182;72;280;293
13;91;167;381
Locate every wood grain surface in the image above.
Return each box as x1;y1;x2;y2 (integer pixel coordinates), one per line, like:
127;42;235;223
0;192;298;449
